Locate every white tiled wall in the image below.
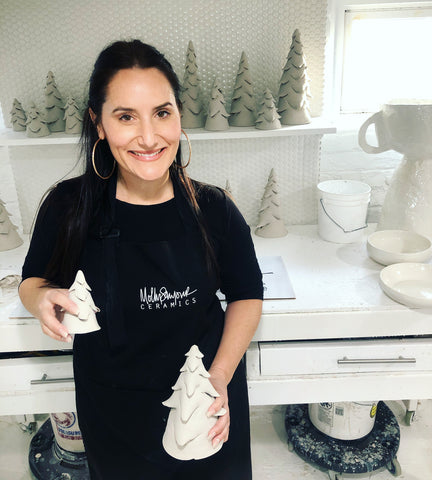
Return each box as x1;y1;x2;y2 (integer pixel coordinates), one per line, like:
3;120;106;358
0;118;401;233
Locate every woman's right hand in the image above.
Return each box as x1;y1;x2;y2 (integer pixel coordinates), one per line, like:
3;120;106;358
36;288;78;343
19;278;79;343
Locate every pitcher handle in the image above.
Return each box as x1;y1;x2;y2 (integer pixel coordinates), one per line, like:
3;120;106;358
358;112;389;154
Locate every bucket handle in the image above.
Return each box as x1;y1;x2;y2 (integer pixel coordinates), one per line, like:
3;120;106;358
319;198;368;233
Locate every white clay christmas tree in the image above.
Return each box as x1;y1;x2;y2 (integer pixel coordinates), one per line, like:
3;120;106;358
45;71;65;132
62;270;101;334
255;89;281;130
162;345;226;460
10;98;27;131
64;97;83;134
180;41;205;128
277;29;311;126
255;169;287;238
26;102;50;138
229;51;256;127
205;77;230;131
225;180;233;196
0;199;23;251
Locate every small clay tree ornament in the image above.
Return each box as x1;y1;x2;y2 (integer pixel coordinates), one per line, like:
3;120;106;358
229;51;256;126
277;29;311;125
255;168;288;238
45;71;65;132
10;98;27;131
225;180;233;196
62;270;101;334
180;41;205;128
205;77;230;131
25;102;50;138
64;97;83;134
0;199;23;251
255;89;282;130
162;345;226;460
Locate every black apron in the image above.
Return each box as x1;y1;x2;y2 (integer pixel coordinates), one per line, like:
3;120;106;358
72;174;252;480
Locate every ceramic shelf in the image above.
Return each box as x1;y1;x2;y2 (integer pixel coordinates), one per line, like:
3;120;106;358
0;119;336;146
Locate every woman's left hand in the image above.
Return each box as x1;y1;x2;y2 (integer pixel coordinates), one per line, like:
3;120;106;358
207;366;230;448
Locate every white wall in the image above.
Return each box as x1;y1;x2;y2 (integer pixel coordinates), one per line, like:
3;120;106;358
0;0;416;231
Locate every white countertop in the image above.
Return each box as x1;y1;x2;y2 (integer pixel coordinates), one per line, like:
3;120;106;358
1;225;432;352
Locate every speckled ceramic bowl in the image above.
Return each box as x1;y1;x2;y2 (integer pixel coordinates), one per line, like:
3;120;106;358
367;230;432;266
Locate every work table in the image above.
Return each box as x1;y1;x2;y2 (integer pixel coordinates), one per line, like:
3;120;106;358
1;225;431;414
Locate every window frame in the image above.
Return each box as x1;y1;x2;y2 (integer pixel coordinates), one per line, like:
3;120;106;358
326;0;432;118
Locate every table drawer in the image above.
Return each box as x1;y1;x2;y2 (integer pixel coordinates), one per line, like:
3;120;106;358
259;337;432;376
0;355;75;415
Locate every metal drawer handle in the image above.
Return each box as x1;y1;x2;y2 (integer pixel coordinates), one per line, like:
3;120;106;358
337;356;416;365
31;373;74;385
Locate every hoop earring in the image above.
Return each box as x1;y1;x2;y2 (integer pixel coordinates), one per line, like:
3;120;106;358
92;138;116;180
180;129;192;168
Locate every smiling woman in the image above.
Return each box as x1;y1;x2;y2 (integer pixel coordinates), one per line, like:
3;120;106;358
94;68;182;203
18;39;263;480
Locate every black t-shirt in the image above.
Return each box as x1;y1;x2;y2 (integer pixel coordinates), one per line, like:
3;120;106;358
22;177;263;304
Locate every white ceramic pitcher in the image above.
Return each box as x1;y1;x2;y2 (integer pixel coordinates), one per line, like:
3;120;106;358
358;100;432;239
358;100;432;159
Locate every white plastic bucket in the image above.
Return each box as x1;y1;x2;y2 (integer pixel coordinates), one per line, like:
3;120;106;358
317;180;371;243
308;402;378;440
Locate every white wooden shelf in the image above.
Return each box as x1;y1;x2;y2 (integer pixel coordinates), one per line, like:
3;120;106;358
0;118;336;146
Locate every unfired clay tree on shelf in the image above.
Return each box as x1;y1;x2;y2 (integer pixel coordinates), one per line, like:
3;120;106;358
10;98;27;131
162;345;226;460
0;199;23;251
45;71;65;132
205;77;230;131
25;102;50;138
180;41;205;128
64;97;83;134
255;168;288;238
229;51;256;127
62;270;101;334
255;89;282;130
277;29;311;126
225;180;233;196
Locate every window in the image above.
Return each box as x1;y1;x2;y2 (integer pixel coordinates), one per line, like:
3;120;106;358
341;4;432;113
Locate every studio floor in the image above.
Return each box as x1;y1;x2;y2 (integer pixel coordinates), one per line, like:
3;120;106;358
0;400;431;479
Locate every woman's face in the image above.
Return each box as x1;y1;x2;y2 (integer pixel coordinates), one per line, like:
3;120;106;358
96;67;181;184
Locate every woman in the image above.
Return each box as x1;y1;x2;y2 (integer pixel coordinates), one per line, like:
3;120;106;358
19;40;263;479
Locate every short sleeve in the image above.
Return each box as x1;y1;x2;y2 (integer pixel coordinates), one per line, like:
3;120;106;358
196;184;263;303
21;183;68;281
218;194;263;302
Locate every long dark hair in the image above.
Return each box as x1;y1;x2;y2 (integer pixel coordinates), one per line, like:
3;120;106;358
43;39;216;287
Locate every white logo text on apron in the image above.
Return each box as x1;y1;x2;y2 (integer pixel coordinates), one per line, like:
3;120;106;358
139;286;197;310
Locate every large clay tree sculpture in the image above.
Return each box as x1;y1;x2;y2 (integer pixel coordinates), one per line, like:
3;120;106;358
162;345;226;460
255;88;281;130
10;98;27;131
180;41;205;128
64;97;83;134
62;270;101;334
0;199;23;251
205;77;230;131
229;51;256;126
277;29;311;125
45;71;65;132
26;102;50;137
255;168;287;238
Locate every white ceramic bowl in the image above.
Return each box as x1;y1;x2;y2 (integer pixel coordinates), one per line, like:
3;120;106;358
367;230;432;266
379;263;432;308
